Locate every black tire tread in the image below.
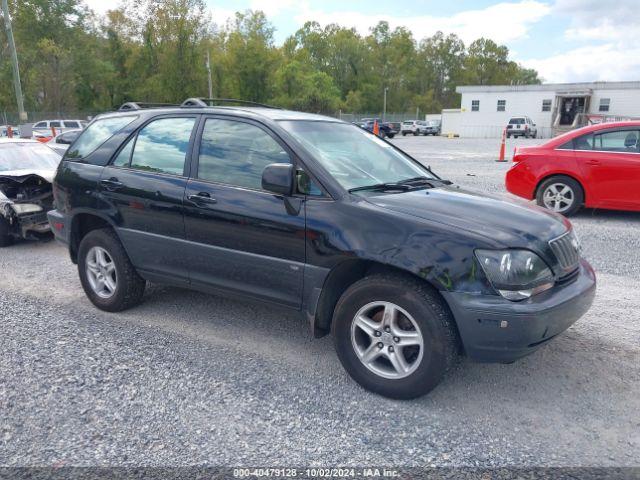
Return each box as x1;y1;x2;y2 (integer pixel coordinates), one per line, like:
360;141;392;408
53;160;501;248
0;217;13;247
332;273;459;399
536;175;584;216
78;228;145;312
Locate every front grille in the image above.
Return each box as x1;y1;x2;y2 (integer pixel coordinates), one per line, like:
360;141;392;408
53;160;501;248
549;230;580;272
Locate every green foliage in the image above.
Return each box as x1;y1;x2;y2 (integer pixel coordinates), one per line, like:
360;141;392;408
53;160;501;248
0;1;541;116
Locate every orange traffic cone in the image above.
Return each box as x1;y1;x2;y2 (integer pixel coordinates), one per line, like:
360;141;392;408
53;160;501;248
373;119;380;136
51;125;57;137
496;127;507;162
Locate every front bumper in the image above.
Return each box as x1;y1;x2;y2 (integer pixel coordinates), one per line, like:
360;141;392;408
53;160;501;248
442;259;596;363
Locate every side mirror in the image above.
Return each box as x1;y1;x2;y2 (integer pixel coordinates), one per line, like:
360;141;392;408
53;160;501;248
262;163;294;196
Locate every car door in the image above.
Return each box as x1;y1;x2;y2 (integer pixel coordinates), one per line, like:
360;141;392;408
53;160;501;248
576;128;640;209
183;116;305;308
99;115;199;282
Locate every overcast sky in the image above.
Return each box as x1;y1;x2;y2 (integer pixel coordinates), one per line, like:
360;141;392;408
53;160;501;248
85;0;640;84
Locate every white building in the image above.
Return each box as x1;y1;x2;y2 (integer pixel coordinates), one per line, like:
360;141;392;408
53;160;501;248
441;81;640;138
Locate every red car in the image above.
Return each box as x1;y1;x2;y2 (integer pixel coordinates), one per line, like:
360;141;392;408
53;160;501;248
506;121;640;215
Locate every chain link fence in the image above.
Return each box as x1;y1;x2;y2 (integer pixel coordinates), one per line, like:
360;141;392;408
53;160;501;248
330;112;435;123
1;110;101;125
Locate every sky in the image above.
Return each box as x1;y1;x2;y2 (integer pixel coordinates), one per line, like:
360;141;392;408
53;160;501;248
85;0;640;84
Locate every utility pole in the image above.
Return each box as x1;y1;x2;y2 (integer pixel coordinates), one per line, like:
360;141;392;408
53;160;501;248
383;87;388;121
206;51;213;99
1;0;26;122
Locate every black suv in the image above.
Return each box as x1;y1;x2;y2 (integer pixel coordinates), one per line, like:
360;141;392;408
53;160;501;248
48;98;596;399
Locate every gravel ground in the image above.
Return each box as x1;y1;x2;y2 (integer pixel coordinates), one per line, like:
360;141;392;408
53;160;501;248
1;136;639;469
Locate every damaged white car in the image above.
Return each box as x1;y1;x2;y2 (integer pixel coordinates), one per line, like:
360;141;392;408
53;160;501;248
0;139;61;246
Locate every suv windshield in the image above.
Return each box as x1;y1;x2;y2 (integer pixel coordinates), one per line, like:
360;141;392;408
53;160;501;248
282;121;435;191
0;143;61;171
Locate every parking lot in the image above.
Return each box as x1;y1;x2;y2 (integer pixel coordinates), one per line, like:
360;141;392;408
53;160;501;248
1;136;639;467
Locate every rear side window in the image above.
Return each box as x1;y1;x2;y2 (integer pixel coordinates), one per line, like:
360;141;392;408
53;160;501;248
594;130;639;152
197;118;290;190
129;117;196;175
573;134;594;151
34;122;47;128
64;121;80;128
50;121;61;128
67;116;137;160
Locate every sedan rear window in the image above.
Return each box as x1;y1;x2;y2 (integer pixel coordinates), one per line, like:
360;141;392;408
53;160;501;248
509;118;525;125
66;116;137;160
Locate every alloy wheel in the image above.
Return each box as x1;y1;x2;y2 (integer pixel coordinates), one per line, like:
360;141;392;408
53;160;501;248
543;183;575;213
85;246;117;298
350;301;424;379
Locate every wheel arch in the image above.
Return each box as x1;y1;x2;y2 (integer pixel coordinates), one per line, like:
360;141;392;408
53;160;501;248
534;172;587;204
69;211;116;263
311;259;460;344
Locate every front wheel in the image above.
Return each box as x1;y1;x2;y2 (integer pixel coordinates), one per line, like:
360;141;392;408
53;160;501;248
536;176;584;216
0;217;13;247
78;228;146;311
332;274;459;399
387;133;395;139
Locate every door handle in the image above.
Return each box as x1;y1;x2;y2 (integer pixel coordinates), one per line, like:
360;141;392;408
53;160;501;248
586;160;601;166
188;192;217;205
100;177;124;190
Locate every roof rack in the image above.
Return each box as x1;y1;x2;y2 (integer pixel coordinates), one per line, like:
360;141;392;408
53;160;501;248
181;97;281;109
118;102;179;111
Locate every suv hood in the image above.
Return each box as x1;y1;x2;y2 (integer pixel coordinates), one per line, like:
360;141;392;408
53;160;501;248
365;185;569;247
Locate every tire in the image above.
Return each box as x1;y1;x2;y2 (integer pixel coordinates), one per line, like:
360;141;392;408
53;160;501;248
77;228;146;312
387;133;395;139
532;132;537;139
506;133;511;138
0;217;13;247
413;130;419;136
402;132;407;136
332;274;459;399
536;175;584;216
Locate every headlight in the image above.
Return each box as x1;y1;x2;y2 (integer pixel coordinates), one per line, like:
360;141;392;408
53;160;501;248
475;249;554;301
11;203;43;214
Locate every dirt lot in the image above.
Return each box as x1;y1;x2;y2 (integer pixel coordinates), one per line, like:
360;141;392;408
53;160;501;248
0;136;639;468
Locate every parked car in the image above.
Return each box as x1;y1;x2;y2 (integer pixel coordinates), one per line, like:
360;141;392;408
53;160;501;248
48;98;595;399
46;129;82;155
506;116;537;138
419;120;441;136
401;120;421;136
506;121;640;216
0;139;62;246
32;119;87;138
359;118;397;138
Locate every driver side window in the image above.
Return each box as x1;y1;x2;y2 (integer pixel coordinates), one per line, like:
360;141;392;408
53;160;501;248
197;118;291;190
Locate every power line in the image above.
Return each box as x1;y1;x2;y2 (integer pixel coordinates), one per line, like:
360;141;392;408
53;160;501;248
1;0;26;122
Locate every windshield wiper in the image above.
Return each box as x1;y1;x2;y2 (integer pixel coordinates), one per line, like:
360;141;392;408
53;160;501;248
396;176;453;186
348;182;414;193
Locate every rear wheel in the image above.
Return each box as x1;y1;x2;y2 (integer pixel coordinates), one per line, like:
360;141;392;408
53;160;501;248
536;175;584;216
77;228;146;311
0;218;13;247
413;130;419;136
332;274;458;399
387;133;395;139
